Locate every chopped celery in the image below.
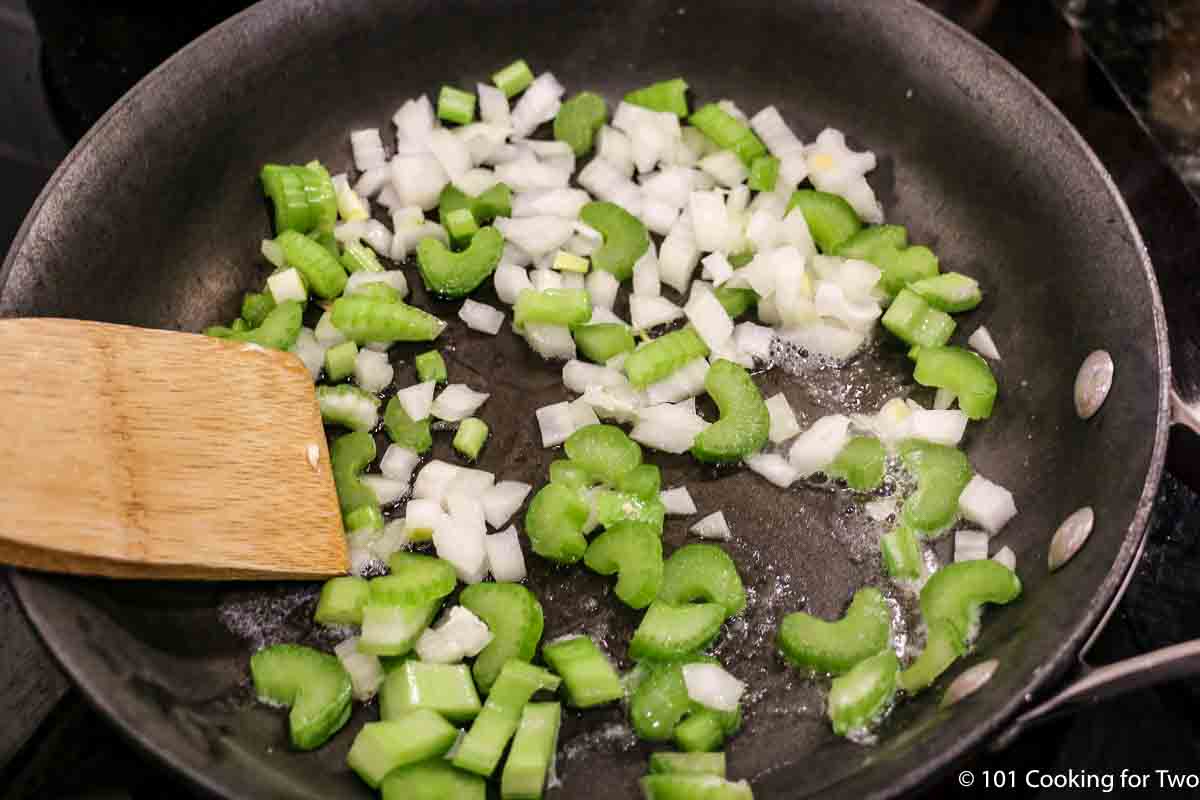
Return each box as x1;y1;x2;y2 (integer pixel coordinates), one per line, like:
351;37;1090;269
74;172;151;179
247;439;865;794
415;350;448;384
584;521;664;609
380;661;482;723
439;183;513;226
359;599;441;656
920;560;1021;646
524;482;590;563
908;272;982;313
212;300;303;350
691;359;769;463
459;583;546;693
787;189;862;253
640;775;754;800
827;436;886;491
330;430;377;523
317;384;380;431
897;620;965;693
624;327;710;388
299;161;338;233
260;164;313;234
593;489;667;533
573;322;636;363
898;440;973;534
341;240;385;273
493;59;535;98
777;587;891;675
542;636;623;708
833;224;939;299
276;229;348;299
554;91;608;156
628;659;694;742
241;291;275;328
674;708;731;752
347;709;460;788
250;643;352;750
548;459;592;489
453;661;561;776
881;288;955;348
649;752;726;777
881;523;922;580
657;543;746;618
580;201;650;282
323;340;358;382
345;504;383;533
912;345;998;420
625;78;690;117
748;155;779;192
564;423;642;484
445;207;479;249
370;552;457;605
514;288;592;328
630;602;725;660
501;702;561;799
712;286;758;319
689;103;766;166
417;226;504;299
454;417;490;460
614;463;662;500
828;650;899;736
352;282;401;304
381;759;486;800
384;395;433;453
331;294;446;343
553;250;589;273
438;86;476;125
314;576;370;625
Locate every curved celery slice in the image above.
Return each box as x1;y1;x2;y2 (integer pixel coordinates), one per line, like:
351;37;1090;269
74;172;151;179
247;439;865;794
369;553;457;605
513;288;592;328
828;650;899;736
625;78;689;117
789;189;863;254
330;430;377;523
417;226;504;299
827;436;886;491
438;183;512;226
564;424;643;485
524;482;590;563
573;323;636;364
459;583;546;693
548;459;592;489
630;603;725;661
614;463;661;500
341;240;384;273
554;91;608;156
624;327;710;388
897;620;965;693
317;384;380;432
542;636;623;707
691;359;769;463
908;272;982;313
881;523;922;580
912;345;998;420
314;576;370;625
261;164;314;234
592;489;666;533
276;229;347;299
833;224;939;299
657;543;746;618
580;201;650;282
898;440;973;534
383;396;433;453
920;560;1021;645
250;643;352;751
748;154;779;192
674;707;739;752
415;350;448;383
453;661;560;776
881;288;955;348
583;521;664;609
689;103;766;166
298;161;338;233
332;295;446;343
777;587;892;675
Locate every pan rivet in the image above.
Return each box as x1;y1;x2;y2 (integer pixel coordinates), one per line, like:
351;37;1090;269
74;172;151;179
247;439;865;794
940;659;998;708
1048;506;1095;572
1074;350;1113;420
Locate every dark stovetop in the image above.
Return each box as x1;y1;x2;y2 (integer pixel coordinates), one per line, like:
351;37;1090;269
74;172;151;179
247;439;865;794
3;1;1200;798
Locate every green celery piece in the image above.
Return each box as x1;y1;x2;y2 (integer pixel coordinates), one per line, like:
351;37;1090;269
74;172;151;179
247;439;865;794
454;417;490;460
383;396;433;453
453;660;561;776
583;521;664;610
370;552;457;605
329;430;377;522
712;286;758;319
229;318;250;333
593;489;667;533
564;423;643;484
881;288;955;348
438;86;476;125
299;161;338;233
827;436;886;491
345;504;383;533
314;576;370;625
639;775;754;800
788;189;863;253
548;459;592;489
573;322;636;363
912;345;998;420
691;359;770;463
881;523;923;580
827;650;899;736
438;183;512;226
415;350;448;383
308;228;340;259
514;288;592;328
241;291;276;328
459;583;546;693
630;603;725;661
417;226;504;299
381;759;486;800
920;560;1022;646
748;154;779;192
649;752;727;777
501;702;562;799
580;201;650;282
898;440;973;534
350;282;401;304
624;327;710;388
380;661;482;723
260;164;314;234
524;482;590;563
833;224;939;298
657;543;746;618
897;620;966;693
250;644;352;751
673;709;728;752
493;59;534;98
212;300;303;350
331;294;446;343
727;251;755;268
628;659;694;742
323;340;358;382
317;384;379;431
276;229;347;299
689;103;766;166
358;599;442;656
908;272;982;313
347;709;460;789
614;463;661;500
777;587;892;675
554;91;608;156
340;240;384;273
624;78;689;117
543;636;624;708
445;207;479;249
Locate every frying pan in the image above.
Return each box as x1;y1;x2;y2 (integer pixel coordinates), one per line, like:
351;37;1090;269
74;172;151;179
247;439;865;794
2;0;1193;796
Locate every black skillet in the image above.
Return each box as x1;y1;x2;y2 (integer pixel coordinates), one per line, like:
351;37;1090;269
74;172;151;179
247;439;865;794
2;0;1195;797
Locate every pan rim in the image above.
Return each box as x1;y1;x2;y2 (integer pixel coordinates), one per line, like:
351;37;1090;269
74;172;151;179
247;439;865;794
2;0;1171;797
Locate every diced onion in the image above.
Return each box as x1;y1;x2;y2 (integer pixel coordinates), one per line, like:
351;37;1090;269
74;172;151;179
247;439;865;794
334;637;384;701
630;403;709;453
428;128;472;180
658;217;701;293
530;268;563;291
434;498;488;584
765;393;801;443
350;128;388;171
521;323;576;360
641;198;680;236
958;475;1018;534
698;150;748;188
494;264;533;305
495;215;575;258
749;106;804;157
481;482;532;529
477;82;511;127
510;72;566;138
380;444;420;484
744;452;798;488
416;606;493;664
701;252;735;287
432;383;490;421
968;325;1001;360
360;474;409;506
595;125;634;178
413;460;463;503
788;415;852;476
536;400;576;447
580;384;643;424
453;166;500;196
992;545;1017;571
906;409;968;446
563;360;628;394
688;190;729;253
485;526;528;582
645;357;709;404
513;188;591;219
682;662;746;712
395;380;436;422
954;529;991;563
734;321;775;362
354;164;391;198
659;486;698;515
267;268;307;304
390;154;448;211
353;349;394;393
684;290;734;351
631;295;684;331
586;270;620;310
459;299;505;335
405;498;448;536
289;328;326;380
690;510;731;540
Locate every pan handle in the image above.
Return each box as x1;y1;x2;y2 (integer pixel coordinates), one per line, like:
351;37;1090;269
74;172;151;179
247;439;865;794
990;389;1200;750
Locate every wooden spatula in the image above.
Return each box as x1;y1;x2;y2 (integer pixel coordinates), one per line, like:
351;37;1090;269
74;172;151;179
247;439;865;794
0;318;348;580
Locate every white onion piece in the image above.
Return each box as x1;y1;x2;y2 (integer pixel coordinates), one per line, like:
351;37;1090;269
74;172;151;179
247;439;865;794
375;185;402;210
864;497;897;521
432;384;490;422
362;219;397;260
690;510;731;540
477;82;511;127
350;128;388;171
315;311;347;346
688;190;729;253
536;400;576;447
392;95;435;150
580;384;643;424
765;393;801;443
334;637;384;701
354;349;394;393
701;253;735;287
717;98;748;122
512;188;591;219
734;321;775;361
427;128;472;180
954;530;991;562
814;280;881;330
495;215;575;258
501;240;534;268
395;380;436;422
582;269;619;311
529;268;563;292
744;453;798;488
588;307;627;326
645;357;709;404
380;444;420;484
482;482;532;529
453;166;500;197
698;150;748;188
749;106;804;157
261;238;286;268
412;460;462;503
934;388;957;411
522;323;576;360
346;269;409;300
509;72;565;137
958;475;1018;534
658;218;701;293
494;157;570;191
289;328;326;380
445;467;496;500
332;173;370;222
659;486;697;516
685;290;734;351
490;264;530;306
682;662;746;712
804;128;883;223
559;271;585;291
992;545;1017;571
268;268;307;304
354;164;391;199
459;299;505;335
777;208;817;258
563;360;628;394
405;498;447;536
641;197;680;236
788;415;852;476
578;157;641;209
968;326;1002;360
390;220;446;261
485;526;528;582
438;607;493;657
631;403;709;453
906;409;968;446
371;519;409;561
595;125;634;177
361;475;409;506
778;321;867;361
710;339;754;369
778;153;810;191
630;295;685;331
641;167;697;209
569;398;601;431
390;154;448;210
433;512;488;584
